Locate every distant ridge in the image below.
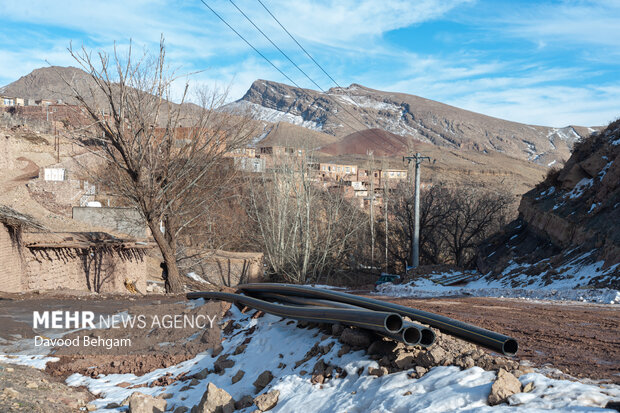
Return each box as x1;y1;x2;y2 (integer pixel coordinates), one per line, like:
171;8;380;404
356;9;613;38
228;79;599;166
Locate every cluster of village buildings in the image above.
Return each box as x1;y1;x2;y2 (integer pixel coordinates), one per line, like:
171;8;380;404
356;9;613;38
0;93;430;296
2;94;419;211
227;144;414;208
1;95;60;107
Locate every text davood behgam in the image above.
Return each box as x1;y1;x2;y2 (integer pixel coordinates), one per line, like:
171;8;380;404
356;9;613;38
32;311;218;350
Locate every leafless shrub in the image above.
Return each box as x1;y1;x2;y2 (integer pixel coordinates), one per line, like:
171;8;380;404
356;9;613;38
246;153;365;284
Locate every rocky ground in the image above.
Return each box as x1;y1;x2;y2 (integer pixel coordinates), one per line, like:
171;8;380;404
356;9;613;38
0;361;94;412
1;292;619;411
373;295;620;384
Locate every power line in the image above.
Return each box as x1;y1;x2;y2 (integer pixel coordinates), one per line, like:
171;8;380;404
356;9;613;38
228;0;379;133
228;0;322;92
256;0;343;90
198;0;298;88
199;0;368;137
254;0;404;147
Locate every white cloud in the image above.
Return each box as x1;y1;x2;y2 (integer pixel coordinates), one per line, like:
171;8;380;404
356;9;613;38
253;0;473;46
450;85;620;127
481;1;620;49
1;0;618;127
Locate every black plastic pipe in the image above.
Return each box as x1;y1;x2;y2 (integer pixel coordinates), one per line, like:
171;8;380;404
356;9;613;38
251;291;435;347
186;291;403;334
238;283;518;356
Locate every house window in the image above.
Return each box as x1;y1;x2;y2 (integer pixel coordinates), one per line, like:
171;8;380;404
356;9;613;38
345;167;351;173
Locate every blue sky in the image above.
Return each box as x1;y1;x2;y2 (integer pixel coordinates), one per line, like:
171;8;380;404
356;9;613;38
0;0;618;126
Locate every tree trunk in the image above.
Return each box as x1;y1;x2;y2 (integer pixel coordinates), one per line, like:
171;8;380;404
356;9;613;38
149;220;184;293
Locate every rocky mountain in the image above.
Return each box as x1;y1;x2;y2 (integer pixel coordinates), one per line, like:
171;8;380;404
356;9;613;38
478;119;620;288
227;79;598;166
0;66;98;105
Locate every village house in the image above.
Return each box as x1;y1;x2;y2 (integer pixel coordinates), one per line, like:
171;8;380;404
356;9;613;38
319;162;358;181
258;145;305;157
0;96;24;107
225;147;257;158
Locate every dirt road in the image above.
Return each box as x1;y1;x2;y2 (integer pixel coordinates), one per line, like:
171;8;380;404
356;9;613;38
370;295;620;383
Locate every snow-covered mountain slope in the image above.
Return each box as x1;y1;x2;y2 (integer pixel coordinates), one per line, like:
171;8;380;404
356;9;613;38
225;79;599;166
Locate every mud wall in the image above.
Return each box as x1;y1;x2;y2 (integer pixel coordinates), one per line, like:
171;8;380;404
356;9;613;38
23;247;147;293
0;224;25;292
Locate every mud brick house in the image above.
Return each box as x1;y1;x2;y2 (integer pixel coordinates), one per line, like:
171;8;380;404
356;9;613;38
0;205;150;294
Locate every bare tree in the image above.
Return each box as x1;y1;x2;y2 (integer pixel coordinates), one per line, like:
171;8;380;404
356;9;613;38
246;152;364;284
63;38;255;292
386;184;513;269
439;187;513;267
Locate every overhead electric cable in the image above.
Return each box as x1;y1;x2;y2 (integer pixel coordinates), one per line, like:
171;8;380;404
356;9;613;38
254;0;412;145
228;0;383;133
228;0;323;92
256;0;344;90
199;0;371;136
198;0;298;88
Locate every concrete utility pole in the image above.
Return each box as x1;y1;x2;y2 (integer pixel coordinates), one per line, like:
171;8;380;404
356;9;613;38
384;179;389;273
404;152;431;269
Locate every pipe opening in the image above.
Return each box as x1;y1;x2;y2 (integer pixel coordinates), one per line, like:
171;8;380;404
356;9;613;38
503;339;518;356
384;314;403;333
402;327;421;346
420;329;436;346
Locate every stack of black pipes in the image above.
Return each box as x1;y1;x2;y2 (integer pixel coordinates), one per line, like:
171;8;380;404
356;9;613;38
187;283;518;356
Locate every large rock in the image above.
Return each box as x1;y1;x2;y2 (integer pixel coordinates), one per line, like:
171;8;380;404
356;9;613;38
124;392;167;413
231;370;245;384
339;328;373;347
394;352;416;370
488;369;522;406
254;390;280;411
367;339;397;356
192;383;235;413
253;370;274;392
414;346;449;368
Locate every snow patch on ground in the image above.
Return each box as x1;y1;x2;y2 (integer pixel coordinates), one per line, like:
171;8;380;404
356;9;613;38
0;355;59;369
332;94;401;112
64;305;620;412
598;161;613;179
550;127;581;142
378;277;620;305
567;177;593;199
185;272;207;283
377;253;620;305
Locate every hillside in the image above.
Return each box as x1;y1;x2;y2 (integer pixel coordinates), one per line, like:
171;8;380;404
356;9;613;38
478;119;620;288
320;128;411;157
0;66;102;105
257;121;338;149
227;79;598;166
0;66;206;122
